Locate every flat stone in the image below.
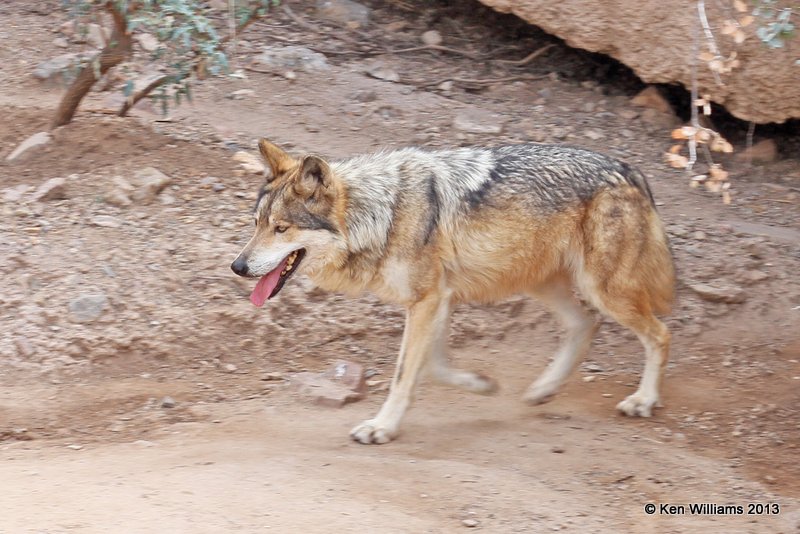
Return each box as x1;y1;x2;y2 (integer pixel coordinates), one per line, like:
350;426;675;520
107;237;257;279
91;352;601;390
32;54;78;82
315;0;370;28
68;293;109;323
1;185;30;203
453;110;506;134
131;167;172;203
6;132;52;162
251;46;329;74
365;61;400;82
90;215;122;228
735;139;778;163
31;177;67;202
291;373;364;407
322;359;367;394
631;86;672;114
135;33;159;52
689;283;746;304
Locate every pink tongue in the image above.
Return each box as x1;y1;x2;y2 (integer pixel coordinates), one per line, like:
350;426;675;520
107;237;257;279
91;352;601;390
249;257;289;307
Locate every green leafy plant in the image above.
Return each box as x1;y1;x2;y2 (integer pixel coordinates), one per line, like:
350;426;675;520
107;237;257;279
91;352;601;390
53;0;276;128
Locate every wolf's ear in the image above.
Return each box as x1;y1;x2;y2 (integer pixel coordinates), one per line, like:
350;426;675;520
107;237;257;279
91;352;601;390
294;155;333;200
258;138;296;181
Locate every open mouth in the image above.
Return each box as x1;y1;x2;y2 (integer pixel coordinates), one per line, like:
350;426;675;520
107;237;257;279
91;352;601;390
250;248;306;307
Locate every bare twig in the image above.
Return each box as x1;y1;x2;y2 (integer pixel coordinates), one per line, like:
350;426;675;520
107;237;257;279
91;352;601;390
745;120;756;167
118;75;171;117
52;3;133;128
389;44;479;60
411;73;549;88
697;0;724;85
281;4;321;33
688;9;700;172
495;44;555;66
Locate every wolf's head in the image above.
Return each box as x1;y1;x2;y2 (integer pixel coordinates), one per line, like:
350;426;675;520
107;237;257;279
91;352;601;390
231;139;347;306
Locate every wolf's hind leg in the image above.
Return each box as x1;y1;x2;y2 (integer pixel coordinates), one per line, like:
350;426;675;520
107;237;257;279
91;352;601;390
350;292;450;444
523;277;596;405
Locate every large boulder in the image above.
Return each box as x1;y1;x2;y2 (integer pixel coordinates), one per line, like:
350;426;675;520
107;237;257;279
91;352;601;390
479;0;799;124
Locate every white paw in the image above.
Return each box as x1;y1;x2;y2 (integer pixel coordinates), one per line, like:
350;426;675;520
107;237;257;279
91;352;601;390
616;392;659;417
350;419;398;445
522;381;560;405
463;372;499;395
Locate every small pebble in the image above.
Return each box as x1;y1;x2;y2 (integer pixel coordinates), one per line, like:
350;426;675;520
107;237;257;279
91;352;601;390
462;519;479;528
161;396;176;408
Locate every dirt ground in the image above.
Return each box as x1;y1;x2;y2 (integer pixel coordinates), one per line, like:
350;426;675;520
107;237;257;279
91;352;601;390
1;1;799;532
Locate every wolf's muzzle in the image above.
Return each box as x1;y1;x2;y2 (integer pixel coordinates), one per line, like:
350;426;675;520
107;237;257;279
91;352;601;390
230;256;249;276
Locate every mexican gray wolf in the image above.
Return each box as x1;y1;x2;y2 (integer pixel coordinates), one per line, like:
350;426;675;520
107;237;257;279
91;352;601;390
231;139;675;444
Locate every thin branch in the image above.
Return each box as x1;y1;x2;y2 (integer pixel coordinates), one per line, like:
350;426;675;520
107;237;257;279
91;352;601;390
389;44;479;60
688;7;700;172
494;44;555;66
410;73;549;88
745;121;755;167
697;0;724;85
118;75;172;117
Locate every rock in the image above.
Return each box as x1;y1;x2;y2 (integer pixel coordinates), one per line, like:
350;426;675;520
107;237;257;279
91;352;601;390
90;215;122;228
68;293;109;323
742;269;768;284
291;360;366;407
53;37;69;48
365;61;400;82
32;53;78;82
251;46;329;74
131;167;172;203
6;132;52;162
689;283;746;304
134;33;159;52
693;230;707;240
618;109;639;120
1;185;30;203
229;89;255;100
233;151;266;174
550;445;566;453
631;86;672;114
322;360;367;394
437;80;454;91
474;0;799;123
453;110;506;134
735;139;778;163
261;372;284;381
31;177;67;202
291;373;364;407
60;20;77;37
639;108;680;130
161;396;176;408
315;0;370;28
104;175;134;207
224;363;238;373
583;129;604;140
462;519;479;528
85;23;110;49
584;362;604;373
421;30;443;46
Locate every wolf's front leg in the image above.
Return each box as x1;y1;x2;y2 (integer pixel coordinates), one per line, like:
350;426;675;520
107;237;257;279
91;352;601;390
350;293;450;444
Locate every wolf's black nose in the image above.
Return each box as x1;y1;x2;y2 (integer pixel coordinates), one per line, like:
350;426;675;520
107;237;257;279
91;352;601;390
231;256;249;276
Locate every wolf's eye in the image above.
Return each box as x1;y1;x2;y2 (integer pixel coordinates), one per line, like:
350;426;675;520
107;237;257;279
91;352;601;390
275;225;288;234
